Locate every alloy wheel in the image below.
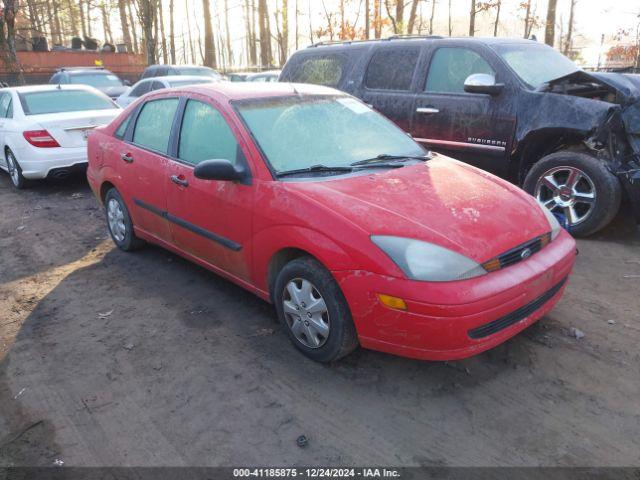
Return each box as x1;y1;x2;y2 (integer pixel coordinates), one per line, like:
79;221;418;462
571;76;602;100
282;278;330;349
535;166;596;226
6;152;20;187
107;198;126;243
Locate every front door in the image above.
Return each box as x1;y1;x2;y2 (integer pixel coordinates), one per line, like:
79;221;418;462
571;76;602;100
165;97;254;280
118;97;180;242
411;46;516;177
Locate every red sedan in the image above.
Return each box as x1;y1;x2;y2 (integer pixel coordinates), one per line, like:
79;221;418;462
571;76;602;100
87;83;576;363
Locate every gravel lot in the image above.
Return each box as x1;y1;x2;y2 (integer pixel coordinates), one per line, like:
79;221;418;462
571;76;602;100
0;172;639;467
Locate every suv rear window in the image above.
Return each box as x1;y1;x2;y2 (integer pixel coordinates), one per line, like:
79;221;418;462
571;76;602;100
365;47;420;91
288;54;347;87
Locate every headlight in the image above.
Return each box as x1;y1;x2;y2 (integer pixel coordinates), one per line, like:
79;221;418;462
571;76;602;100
538;202;562;240
371;235;487;282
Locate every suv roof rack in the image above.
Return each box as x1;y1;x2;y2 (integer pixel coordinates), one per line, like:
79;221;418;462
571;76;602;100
308;35;443;48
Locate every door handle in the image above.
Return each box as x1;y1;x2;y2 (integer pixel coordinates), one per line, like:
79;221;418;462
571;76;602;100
120;152;134;163
170;174;189;187
416;107;440;114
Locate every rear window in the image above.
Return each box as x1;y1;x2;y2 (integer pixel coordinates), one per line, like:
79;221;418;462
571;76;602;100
19;89;116;115
69;73;123;87
287;54;347;87
365;47;420;90
174;67;220;79
167;79;214;88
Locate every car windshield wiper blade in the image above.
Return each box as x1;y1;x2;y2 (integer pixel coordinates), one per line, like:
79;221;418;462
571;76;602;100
350;153;430;167
276;164;354;177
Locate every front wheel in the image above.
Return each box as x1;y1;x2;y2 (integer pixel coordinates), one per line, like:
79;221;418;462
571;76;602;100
6;149;25;189
274;256;358;362
523;151;622;237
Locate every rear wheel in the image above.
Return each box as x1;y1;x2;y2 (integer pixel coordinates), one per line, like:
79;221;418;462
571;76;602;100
523;151;621;237
274;256;358;362
104;188;145;251
6;149;25;189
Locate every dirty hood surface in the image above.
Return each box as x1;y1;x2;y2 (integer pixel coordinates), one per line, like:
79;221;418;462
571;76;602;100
289;156;551;263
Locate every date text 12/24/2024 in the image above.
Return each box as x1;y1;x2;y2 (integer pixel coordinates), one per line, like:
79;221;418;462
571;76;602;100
233;468;401;478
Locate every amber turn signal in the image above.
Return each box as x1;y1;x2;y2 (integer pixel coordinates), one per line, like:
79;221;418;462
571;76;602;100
378;294;408;311
482;258;501;272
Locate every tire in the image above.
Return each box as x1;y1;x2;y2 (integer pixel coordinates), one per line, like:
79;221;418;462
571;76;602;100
274;256;359;362
5;149;26;189
104;188;145;251
523;151;622;237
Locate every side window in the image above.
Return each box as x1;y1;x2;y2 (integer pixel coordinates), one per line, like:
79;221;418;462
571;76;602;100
6;98;13;118
289;54;346;87
151;81;165;91
425;47;495;94
0;94;9;118
178;100;240;166
132;98;179;154
130;80;151;97
114;113;132;139
365;47;420;91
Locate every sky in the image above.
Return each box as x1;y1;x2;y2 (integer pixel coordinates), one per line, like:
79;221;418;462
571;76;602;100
107;0;640;68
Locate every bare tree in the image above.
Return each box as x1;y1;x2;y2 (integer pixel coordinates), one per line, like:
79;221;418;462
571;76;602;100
448;0;452;35
544;0;557;46
202;0;217;67
258;0;272;66
118;0;133;52
563;0;576;55
385;0;405;34
493;0;501;36
407;0;419;34
168;0;175;61
224;0;233;66
308;0;314;43
0;0;23;84
429;0;436;35
469;0;476;37
135;0;158;64
101;1;114;45
365;0;370;38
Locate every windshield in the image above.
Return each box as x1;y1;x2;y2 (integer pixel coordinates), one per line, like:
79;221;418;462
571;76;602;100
19;90;116;115
167;78;214;88
175;67;220;79
494;43;579;89
69;73;123;88
235;95;425;174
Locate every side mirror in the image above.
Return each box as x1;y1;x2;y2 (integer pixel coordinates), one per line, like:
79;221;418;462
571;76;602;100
193;159;250;184
123;79;132;86
463;73;504;95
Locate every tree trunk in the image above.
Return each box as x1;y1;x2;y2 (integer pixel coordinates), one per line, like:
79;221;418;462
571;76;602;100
281;0;288;64
185;2;195;63
86;0;93;37
45;0;55;44
128;1;139;53
1;0;24;84
295;0;299;49
523;1;531;38
224;0;233;66
258;0;272;67
202;0;216;67
448;0;452;36
102;1;114;45
545;0;557;47
307;0;314;44
365;0;370;39
53;0;63;45
396;0;405;34
563;0;575;55
374;0;381;38
157;0;167;62
118;0;132;52
469;0;476;37
407;0;419;35
136;0;157;64
429;0;436;35
493;0;501;37
168;0;176;62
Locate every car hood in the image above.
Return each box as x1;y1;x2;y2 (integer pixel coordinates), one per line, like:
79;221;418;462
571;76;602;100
286;156;551;263
96;85;129;98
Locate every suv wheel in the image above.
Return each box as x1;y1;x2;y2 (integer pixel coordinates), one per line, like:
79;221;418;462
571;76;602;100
523;151;621;237
274;256;358;362
104;188;145;251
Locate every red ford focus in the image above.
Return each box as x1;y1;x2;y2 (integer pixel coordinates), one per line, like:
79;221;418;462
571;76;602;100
87;83;576;363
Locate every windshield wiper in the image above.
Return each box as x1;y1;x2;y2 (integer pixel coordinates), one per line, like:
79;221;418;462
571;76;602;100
276;164;354;177
350;153;430;167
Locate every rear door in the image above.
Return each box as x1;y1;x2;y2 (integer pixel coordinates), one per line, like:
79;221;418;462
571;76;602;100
117;97;181;242
411;45;516;176
357;45;422;133
0;92;11;169
165;96;254;280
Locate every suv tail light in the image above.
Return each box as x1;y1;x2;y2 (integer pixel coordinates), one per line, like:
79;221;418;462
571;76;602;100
23;130;60;148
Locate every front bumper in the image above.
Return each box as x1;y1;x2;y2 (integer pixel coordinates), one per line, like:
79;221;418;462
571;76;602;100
333;230;577;361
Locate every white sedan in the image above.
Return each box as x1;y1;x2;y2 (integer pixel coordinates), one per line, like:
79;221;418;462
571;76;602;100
115;75;218;107
0;84;121;189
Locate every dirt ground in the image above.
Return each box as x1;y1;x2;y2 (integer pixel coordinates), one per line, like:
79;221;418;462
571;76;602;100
0;171;639;468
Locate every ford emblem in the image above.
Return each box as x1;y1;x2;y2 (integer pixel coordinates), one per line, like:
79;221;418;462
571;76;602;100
520;248;532;260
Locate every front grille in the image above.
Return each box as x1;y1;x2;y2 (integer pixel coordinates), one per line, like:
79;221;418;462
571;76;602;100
468;277;568;340
498;236;544;268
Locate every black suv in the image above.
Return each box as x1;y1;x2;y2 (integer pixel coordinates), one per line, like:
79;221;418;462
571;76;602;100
280;36;640;236
49;67;129;100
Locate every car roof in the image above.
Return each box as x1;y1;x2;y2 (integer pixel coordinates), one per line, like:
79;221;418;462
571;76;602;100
301;36;538;52
146;64;215;70
2;84;102;93
57;68;115;74
165;82;340;101
141;74;216;83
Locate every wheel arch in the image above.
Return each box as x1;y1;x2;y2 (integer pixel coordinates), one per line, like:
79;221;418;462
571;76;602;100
267;247;320;302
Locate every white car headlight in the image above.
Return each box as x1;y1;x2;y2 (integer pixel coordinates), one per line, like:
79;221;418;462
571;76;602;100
538;202;562;240
371;235;487;282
